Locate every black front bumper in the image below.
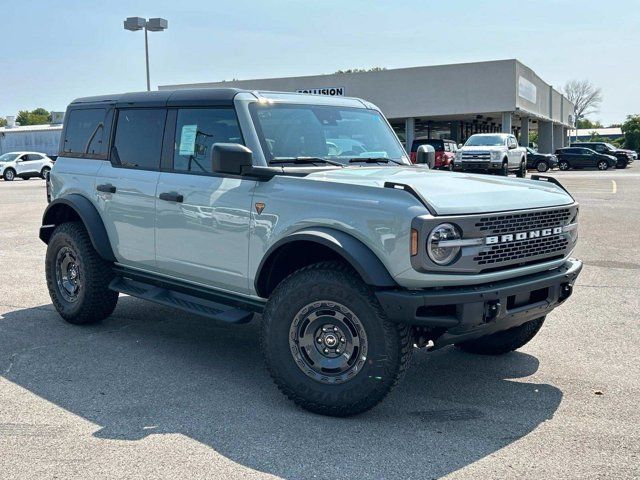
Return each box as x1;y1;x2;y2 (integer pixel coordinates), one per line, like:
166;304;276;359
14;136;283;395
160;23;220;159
376;259;582;349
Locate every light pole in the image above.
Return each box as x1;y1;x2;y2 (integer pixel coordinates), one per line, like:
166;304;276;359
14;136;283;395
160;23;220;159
123;17;168;91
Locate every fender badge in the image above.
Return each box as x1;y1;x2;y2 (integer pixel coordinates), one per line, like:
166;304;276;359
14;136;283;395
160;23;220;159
255;202;265;214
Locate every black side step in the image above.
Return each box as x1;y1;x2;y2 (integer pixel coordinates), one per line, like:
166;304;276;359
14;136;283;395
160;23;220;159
109;276;256;324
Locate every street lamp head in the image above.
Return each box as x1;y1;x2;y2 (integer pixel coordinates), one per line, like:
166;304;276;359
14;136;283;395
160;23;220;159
124;17;146;31
146;18;168;32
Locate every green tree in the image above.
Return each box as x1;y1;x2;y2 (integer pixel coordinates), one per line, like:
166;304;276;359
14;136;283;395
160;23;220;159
576;118;603;129
15;108;51;126
621;115;640;152
0;117;6;127
334;67;386;74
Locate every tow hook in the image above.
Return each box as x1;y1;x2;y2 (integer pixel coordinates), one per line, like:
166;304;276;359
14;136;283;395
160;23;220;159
560;283;573;301
486;301;501;321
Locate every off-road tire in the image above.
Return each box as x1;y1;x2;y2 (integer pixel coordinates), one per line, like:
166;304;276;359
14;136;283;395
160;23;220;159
261;261;412;416
41;167;51;179
45;222;118;324
536;161;549;172
456;317;545;355
516;160;527;178
3;168;15;181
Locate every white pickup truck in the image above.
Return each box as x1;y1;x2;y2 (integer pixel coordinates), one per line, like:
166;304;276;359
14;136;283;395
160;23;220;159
454;133;527;177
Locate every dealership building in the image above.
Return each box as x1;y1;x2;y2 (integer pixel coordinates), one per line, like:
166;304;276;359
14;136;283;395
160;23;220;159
161;59;575;154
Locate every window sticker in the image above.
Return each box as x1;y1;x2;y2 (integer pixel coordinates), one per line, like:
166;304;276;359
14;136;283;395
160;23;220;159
179;124;198;155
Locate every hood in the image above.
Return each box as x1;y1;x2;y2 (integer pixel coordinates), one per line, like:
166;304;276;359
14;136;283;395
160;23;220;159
305;166;573;215
459;145;505;152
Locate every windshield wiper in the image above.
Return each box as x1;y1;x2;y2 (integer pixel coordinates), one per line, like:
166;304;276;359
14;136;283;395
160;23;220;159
270;156;345;167
349;157;403;165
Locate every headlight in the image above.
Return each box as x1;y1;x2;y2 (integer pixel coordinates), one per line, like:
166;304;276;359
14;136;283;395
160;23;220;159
455;151;462;161
427;223;461;265
491;151;502;160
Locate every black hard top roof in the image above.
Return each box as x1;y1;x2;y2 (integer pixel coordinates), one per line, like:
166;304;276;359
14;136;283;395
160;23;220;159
69;88;247;108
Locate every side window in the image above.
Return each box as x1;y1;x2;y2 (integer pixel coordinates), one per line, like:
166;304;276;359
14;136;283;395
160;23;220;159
26;154;43;161
594;144;605;152
63;108;107;156
113;109;167;169
173;108;243;173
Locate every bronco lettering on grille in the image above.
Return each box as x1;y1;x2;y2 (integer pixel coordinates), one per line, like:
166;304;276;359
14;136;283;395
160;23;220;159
486;226;563;245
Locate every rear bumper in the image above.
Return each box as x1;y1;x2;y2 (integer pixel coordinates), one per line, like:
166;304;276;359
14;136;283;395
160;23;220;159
376;258;582;349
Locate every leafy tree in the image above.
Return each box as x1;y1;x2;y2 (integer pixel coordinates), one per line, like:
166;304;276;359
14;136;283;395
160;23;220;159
576;118;603;129
0;117;6;127
529;131;538;148
334;67;386;74
620;114;640;152
563;79;603;123
15;108;51;126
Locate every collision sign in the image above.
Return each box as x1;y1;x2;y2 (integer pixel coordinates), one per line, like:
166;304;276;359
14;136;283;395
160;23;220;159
296;87;345;96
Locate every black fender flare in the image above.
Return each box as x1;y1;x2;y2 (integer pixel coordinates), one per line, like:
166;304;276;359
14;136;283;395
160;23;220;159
39;194;116;262
255;227;397;297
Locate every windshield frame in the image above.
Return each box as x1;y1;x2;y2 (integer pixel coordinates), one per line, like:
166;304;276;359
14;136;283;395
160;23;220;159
464;135;508;147
248;102;410;167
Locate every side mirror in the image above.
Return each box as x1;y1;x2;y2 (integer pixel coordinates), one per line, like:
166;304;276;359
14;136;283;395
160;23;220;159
416;144;435;169
458;143;463;149
508;143;516;150
211;143;252;175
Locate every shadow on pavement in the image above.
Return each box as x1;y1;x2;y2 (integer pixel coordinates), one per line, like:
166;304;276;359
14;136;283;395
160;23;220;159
0;296;562;479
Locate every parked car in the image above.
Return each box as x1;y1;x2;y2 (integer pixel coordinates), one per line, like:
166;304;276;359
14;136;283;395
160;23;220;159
454;133;527;177
525;147;558;172
40;89;582;416
555;147;617;171
0;151;54;181
410;138;456;170
570;142;633;169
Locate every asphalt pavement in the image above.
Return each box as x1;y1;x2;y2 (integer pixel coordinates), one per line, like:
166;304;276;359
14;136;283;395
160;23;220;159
0;170;638;479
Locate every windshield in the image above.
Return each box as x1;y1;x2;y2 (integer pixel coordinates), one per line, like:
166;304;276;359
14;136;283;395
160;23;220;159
465;135;506;147
0;153;19;162
249;103;409;165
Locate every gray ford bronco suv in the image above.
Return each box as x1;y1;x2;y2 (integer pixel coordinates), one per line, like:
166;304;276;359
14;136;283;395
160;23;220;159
40;89;582;416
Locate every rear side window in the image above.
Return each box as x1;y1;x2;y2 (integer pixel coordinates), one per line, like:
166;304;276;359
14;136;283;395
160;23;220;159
173;108;243;173
112;109;167;170
62;108;108;156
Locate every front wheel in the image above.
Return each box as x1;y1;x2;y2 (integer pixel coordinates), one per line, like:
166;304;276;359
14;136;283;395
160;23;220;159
558;160;570;171
499;161;509;176
536;161;549;172
516;161;527;178
597;160;609;171
41;167;51;179
3;168;15;181
261;262;412;416
45;222;118;324
456;317;545;355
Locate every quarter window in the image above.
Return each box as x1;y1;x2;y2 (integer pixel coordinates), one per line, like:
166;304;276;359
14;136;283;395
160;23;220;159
113;109;166;169
63;108;107;155
173;108;243;173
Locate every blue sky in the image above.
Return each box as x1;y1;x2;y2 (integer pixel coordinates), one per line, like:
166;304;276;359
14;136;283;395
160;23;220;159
1;0;638;125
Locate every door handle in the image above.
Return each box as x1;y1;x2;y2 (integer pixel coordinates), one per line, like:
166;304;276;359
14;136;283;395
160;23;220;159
159;192;184;203
96;183;116;193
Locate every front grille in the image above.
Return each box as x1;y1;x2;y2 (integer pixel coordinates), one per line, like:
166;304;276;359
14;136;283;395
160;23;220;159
462;152;491;160
475;209;572;235
474;236;569;266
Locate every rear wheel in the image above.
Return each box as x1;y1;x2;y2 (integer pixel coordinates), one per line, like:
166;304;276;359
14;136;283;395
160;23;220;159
3;168;15;181
536;161;549;172
516;160;526;178
597;160;609;171
261;261;412;416
45;222;118;324
456;317;545;355
558;160;570;171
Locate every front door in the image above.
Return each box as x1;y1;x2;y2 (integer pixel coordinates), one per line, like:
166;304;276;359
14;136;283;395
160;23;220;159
95;108;167;270
154;107;256;294
15;154;40;176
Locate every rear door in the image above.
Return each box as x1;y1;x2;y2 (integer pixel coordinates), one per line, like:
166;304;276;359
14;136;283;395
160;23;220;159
27;154;46;174
576;148;594;167
154;106;256;293
95;108;167;269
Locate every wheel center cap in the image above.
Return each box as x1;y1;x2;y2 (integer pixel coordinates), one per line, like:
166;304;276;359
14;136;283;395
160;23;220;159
324;334;337;347
69;266;78;280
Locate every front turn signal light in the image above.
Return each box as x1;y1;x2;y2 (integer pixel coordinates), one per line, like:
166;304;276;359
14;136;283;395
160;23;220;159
411;229;419;256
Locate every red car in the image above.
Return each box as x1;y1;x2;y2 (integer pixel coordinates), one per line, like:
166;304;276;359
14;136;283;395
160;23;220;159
410;138;457;169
